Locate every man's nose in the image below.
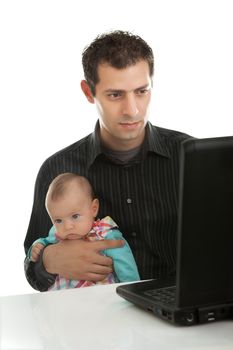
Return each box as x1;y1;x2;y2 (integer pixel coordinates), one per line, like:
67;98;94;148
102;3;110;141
122;94;139;117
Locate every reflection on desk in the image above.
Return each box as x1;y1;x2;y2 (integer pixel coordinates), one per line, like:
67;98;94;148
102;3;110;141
0;283;233;350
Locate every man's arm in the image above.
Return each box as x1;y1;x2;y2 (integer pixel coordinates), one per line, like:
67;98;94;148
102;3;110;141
43;239;124;281
25;239;124;291
24;158;55;291
24;251;57;291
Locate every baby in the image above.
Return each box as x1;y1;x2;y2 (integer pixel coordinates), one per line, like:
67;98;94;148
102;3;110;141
28;172;140;290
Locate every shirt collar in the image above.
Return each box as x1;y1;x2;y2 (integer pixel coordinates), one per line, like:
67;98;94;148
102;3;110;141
86;120;170;168
145;122;170;158
86;121;103;169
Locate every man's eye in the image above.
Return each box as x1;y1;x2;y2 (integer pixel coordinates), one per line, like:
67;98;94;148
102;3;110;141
54;219;62;224
137;89;149;95
107;92;122;99
72;214;80;220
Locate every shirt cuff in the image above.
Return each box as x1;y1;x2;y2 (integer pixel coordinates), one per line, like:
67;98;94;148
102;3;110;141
24;246;57;291
35;246;57;286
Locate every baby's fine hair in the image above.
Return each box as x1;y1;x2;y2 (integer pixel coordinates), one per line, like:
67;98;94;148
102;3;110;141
46;173;95;203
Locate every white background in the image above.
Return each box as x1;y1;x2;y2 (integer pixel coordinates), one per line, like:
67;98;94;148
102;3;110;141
0;0;232;296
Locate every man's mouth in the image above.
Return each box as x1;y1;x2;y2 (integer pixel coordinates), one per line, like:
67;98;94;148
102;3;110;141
119;121;140;129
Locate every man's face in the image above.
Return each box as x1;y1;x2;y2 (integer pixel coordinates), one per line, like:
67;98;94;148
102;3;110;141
93;60;152;151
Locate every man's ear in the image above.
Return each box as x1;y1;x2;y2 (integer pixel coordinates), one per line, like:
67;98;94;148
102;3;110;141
80;80;95;103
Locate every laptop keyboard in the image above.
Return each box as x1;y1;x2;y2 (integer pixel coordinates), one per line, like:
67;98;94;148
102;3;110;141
143;286;176;306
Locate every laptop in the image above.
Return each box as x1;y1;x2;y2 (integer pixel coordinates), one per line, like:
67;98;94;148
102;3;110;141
116;136;233;325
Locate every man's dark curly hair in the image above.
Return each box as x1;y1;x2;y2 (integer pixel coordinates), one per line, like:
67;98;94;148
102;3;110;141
82;30;154;95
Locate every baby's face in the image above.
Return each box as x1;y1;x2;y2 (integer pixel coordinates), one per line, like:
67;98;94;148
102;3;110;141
47;185;99;240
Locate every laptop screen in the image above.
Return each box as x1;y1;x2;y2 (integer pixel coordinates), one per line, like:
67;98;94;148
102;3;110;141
176;137;233;307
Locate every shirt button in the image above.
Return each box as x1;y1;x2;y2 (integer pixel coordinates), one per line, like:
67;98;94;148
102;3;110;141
131;232;137;237
126;198;132;204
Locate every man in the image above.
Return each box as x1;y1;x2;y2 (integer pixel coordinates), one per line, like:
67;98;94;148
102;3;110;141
24;30;191;291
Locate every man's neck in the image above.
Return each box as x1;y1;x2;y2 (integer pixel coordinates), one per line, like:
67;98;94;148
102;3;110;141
101;144;142;164
99;130;145;152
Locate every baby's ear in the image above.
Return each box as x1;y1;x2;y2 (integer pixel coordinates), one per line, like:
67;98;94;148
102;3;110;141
92;198;99;217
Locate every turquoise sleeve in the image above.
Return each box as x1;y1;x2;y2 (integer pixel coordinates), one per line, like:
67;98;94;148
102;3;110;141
27;226;58;259
102;229;140;282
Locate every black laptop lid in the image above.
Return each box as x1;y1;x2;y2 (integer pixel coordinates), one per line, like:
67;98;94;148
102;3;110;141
176;136;233;308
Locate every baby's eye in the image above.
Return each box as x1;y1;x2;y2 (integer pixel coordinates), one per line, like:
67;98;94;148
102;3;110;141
54;219;62;224
72;214;80;220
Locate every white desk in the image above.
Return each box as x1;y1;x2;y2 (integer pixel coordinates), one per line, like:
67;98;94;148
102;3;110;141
0;283;233;350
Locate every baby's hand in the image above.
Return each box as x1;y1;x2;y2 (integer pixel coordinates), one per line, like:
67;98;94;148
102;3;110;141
31;243;45;262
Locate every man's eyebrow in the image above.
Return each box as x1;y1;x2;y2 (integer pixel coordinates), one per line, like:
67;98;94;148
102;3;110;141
104;84;151;94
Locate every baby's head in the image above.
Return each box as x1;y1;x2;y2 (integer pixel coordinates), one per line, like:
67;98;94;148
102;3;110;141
45;173;99;240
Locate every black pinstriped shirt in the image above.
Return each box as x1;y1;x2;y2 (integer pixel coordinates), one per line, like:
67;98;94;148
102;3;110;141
24;121;191;291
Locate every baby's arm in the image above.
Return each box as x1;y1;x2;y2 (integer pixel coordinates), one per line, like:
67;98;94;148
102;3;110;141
27;226;58;262
31;243;45;262
103;229;140;282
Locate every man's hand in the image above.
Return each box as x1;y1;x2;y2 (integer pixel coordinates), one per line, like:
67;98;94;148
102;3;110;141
42;239;124;281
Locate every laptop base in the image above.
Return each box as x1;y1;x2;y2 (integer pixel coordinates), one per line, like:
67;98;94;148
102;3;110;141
116;280;233;326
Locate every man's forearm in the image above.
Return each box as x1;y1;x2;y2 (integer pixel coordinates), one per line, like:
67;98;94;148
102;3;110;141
24;248;57;291
25;238;124;288
42;243;60;275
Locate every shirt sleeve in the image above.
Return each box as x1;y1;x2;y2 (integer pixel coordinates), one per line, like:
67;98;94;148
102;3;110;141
25;226;58;291
24;252;57;292
102;229;140;282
